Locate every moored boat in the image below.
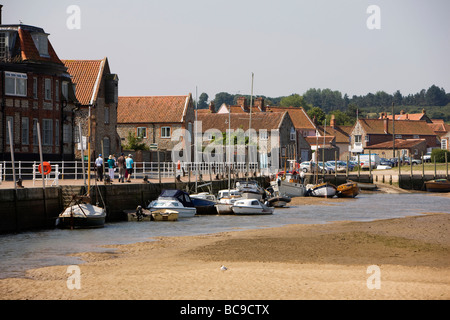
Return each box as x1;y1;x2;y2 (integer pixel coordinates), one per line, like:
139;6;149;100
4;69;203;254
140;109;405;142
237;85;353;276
270;171;306;198
336;182;360;198
307;182;337;198
425;179;450;192
235;180;265;200
151;209;179;221
148;189;197;218
266;195;291;207
232;198;274;215
56;196;106;229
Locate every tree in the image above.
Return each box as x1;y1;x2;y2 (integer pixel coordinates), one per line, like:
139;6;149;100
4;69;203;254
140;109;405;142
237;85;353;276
197;92;209;109
214;92;234;109
307;107;326;126
122;131;148;151
279;94;311;110
425;85;447;106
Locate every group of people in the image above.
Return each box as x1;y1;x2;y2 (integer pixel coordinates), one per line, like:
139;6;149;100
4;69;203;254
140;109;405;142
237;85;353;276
95;153;134;183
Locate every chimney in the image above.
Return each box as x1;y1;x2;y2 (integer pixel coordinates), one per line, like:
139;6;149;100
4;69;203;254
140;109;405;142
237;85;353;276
236;96;249;112
208;101;215;113
384;116;389;134
254;97;265;112
330;114;336;128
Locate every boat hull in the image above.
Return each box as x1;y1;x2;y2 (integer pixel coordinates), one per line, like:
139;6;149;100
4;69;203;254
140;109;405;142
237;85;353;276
310;183;337;197
191;198;217;215
267;196;291;207
425;180;450;192
270;180;305;198
56;204;106;229
232;206;273;215
149;207;196;218
215;203;234;215
151;209;179;221
336;183;360;198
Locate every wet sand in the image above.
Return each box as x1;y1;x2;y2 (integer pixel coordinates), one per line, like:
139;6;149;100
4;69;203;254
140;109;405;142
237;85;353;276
0;194;449;300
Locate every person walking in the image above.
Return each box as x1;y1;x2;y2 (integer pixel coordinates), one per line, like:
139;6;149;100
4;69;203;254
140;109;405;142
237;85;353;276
95;154;103;181
107;155;116;182
117;153;126;183
125;154;134;182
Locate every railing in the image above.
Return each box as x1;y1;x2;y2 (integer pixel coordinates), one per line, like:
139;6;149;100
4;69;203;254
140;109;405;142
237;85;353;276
0;161;264;183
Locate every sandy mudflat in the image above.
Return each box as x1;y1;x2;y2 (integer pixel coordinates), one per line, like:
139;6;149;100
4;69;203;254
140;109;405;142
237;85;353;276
0;195;449;300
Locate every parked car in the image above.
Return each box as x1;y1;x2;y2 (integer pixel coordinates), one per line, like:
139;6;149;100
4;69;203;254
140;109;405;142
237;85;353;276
326;161;348;172
403;157;421;165
300;161;315;173
318;162;335;174
380;158;394;167
422;152;432;162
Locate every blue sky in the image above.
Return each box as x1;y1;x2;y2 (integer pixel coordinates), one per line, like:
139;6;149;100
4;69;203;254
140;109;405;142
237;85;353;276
3;0;449;99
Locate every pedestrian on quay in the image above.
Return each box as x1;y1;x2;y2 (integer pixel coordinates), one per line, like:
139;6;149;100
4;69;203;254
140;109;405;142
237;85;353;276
95;154;104;181
107;155;116;182
117;153;126;183
126;154;134;182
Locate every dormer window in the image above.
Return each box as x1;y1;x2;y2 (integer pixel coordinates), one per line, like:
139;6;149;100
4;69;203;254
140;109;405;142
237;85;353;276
31;32;49;57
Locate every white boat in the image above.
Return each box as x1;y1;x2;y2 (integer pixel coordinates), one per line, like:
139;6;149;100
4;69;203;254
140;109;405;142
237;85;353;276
235;180;265;200
56;197;106;229
270;171;306;198
148;190;197;218
232;198;274;215
215;189;243;215
190;192;217;202
306;182;337;198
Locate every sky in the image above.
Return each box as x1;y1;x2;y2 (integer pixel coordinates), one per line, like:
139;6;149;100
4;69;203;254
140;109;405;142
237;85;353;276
2;0;450;100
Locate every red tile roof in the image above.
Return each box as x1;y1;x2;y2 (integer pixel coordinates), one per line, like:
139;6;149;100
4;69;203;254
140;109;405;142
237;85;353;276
266;106;316;130
197;112;288;132
358;119;436;136
365;139;426;149
17;27;63;65
118;95;192;124
62;59;106;106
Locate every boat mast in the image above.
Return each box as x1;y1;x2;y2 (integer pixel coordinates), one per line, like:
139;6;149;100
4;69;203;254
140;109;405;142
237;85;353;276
195;87;198;193
247;72;254;182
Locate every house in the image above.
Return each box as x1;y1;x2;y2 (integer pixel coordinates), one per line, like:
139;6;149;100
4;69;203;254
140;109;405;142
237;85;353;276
305;135;339;162
379;109;432;123
317;114;353;160
365;139;427;160
117;94;195;161
350;116;439;155
62;58;119;159
0;20;78;161
197;111;307;170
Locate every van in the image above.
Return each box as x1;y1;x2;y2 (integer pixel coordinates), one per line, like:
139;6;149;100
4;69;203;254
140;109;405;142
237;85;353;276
352;154;381;169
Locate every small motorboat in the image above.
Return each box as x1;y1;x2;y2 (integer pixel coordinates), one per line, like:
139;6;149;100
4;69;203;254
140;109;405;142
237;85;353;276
266;194;291;207
232;198;274;215
336;182;360;198
424;179;450;192
148;190;197;218
235;180;266;200
307;182;337;198
270;171;306;198
190;192;217;215
56;195;106;229
215;189;243;215
151;209;179;221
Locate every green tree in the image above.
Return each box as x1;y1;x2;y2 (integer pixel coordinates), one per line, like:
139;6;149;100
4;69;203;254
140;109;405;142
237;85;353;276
122;131;148;151
307;107;326;126
214;92;234;109
425;85;447;106
197;92;209;109
280;94;311;110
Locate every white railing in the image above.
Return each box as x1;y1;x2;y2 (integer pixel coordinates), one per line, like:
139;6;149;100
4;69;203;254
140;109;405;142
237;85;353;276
0;161;265;182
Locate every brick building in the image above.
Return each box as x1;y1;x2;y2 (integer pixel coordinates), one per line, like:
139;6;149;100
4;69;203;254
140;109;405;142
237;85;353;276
117;94;195;160
62;58;119;159
0;22;77;161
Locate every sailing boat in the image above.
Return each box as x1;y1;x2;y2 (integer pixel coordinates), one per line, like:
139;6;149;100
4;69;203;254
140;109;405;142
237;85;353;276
56;114;106;229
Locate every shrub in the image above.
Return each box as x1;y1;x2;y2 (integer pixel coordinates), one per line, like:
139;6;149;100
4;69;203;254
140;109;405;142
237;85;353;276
431;148;450;163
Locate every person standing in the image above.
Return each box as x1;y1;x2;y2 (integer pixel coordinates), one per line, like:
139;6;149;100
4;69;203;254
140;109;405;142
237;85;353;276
117;153;126;183
125;154;134;182
107;155;116;182
95;154;103;181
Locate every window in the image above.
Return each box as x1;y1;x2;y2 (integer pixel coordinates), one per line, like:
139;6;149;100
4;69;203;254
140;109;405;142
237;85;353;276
5;116;13;145
0;32;7;58
63;124;71;144
44;78;52;100
395;134;402;139
103;137;110;157
55;80;59;102
413;135;419;139
365;135;370;142
137;127;147;138
354;135;362;143
290;127;296;141
31;33;49;57
104;107;110;124
442;139;448;150
42;119;53;146
260;130;268;140
33;78;38;99
33;119;38;145
5;72;27;96
22;117;29;145
61;81;69;100
55;120;59;146
161;126;171;138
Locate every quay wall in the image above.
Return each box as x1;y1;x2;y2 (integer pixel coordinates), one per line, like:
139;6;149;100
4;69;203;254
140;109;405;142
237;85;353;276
1;172;443;234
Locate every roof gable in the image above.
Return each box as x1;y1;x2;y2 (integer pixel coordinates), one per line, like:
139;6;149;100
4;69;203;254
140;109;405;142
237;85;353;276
266;106;316;130
358;119;436;136
197;112;287;132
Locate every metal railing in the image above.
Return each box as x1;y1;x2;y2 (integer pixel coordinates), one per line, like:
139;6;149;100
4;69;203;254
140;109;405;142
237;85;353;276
0;160;264;182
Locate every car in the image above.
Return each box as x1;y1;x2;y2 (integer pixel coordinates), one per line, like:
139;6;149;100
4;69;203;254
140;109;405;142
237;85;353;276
318;162;335;174
299;161;315;173
403;157;421;165
380;158;394;167
326;161;348;172
422;152;432;162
